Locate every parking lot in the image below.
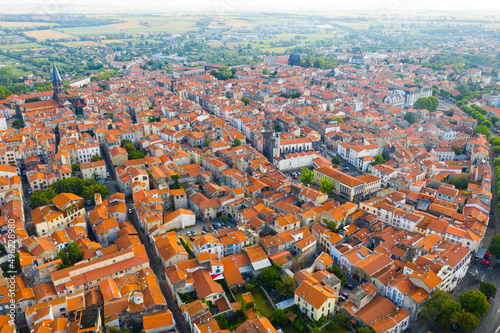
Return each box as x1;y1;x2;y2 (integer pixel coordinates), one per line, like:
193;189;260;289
176;217;238;245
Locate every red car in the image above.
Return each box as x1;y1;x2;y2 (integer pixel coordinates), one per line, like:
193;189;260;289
190;237;195;241
484;253;492;259
293;175;298;179
482;259;490;266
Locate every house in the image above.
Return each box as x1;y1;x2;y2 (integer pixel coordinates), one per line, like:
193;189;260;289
32;193;86;236
143;310;175;333
193;234;224;259
163;208;196;231
192;269;224;303
80;160;107;180
294;280;337;320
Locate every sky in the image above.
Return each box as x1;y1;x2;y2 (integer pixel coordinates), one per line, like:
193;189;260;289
4;0;500;12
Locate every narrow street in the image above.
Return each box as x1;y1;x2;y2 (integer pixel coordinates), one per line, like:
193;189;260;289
125;204;190;333
101;146;190;333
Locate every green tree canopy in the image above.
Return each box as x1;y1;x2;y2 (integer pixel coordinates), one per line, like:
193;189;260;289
460;311;480;330
403;112;416;124
354;326;373;333
449;174;472;190
331;156;341;165
241;97;250;106
12;119;23;129
232;138;242;147
421;290;463;329
272;308;289;326
473;124;491;138
91;154;102;162
319;177;334;194
260;266;279;289
480;281;497;300
370;154;386;166
300;168;314;186
328;265;347;285
459;290;490;318
276;275;296;298
489;234;500;258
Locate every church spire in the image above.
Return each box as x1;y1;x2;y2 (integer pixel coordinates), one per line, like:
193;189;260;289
52;61;62;83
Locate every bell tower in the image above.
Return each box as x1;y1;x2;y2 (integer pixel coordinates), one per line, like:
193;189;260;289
52;61;63;101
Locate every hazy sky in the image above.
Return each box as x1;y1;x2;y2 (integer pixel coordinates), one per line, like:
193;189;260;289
5;0;500;12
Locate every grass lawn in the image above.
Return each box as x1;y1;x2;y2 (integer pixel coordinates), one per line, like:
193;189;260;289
253;290;274;318
281;324;348;333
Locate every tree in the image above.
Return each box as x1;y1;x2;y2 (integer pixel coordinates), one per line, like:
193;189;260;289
276;275;296;298
428;96;440;111
331;156;341;165
449;174;472;190
232;138;242;147
241;97;250;106
480;281;497;300
30;188;57;209
12;119;24;129
414;97;431;110
492;235;500;259
370;154;386;166
421;290;463;329
203;137;211;147
262;68;269;75
273;123;282;132
220;214;228;224
451;146;462;155
272;308;289;326
260;266;279;289
310;327;323;333
460;290;490;318
332;116;343;124
354;326;373;333
403;111;416;124
67;241;83;263
215;315;229;330
320;177;334;194
328;265;346;285
171;174;181;190
473;124;491;138
492;115;500;125
460;311;480;330
91;154;102;162
300;168;314;186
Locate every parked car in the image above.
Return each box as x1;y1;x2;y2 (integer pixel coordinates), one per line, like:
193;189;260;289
186;231;191;236
213;225;218;230
128;209;132;214
190;237;195;241
341;163;347;167
293;175;298;179
344;284;354;290
216;223;222;227
202;231;207;235
210;226;214;230
339;292;349;298
86;200;91;205
203;226;208;232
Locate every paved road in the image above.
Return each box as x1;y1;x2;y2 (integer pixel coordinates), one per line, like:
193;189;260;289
125;201;191;333
100;146;191;332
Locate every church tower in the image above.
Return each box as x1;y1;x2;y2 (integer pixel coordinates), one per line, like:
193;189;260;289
171;73;178;94
52;61;63;101
263;121;280;162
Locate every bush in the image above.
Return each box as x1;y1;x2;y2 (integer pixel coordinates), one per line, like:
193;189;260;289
246;284;255;292
494;146;500;155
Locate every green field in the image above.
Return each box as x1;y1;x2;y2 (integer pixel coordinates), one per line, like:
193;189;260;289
0;43;45;50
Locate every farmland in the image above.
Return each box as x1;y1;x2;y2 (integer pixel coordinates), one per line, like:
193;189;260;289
24;30;75;41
